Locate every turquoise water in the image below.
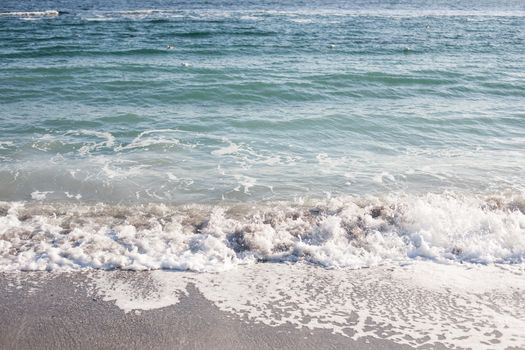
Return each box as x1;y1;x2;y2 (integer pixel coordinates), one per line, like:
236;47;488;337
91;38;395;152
1;1;525;272
1;0;524;204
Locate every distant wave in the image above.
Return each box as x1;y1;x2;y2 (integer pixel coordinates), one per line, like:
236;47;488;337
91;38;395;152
3;8;525;20
77;8;525;22
0;193;524;271
0;10;60;17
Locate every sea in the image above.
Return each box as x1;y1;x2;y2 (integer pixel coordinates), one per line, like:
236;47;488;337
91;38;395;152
0;0;524;272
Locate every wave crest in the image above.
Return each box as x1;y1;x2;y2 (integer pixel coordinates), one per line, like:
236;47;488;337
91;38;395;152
0;193;524;271
0;10;60;17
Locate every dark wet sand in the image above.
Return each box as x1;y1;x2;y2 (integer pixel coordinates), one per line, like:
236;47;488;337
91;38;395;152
0;273;422;350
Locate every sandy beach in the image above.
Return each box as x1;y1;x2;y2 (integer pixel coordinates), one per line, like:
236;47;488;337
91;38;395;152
1;263;524;350
0;273;413;350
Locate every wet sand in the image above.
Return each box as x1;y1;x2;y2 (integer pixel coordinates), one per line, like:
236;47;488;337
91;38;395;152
0;272;415;350
1;262;524;350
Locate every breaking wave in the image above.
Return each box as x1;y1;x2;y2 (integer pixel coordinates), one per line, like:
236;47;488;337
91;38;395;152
0;192;524;271
0;10;60;18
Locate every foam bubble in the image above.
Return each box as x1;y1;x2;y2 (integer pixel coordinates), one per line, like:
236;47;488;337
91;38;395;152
0;193;524;271
30;191;53;200
88;262;525;349
212;142;240;156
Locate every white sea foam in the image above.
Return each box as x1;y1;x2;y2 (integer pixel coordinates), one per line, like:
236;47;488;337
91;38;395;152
115;129;189;152
261;8;525;18
83;9;184;21
233;174;256;193
89;262;525;349
64;192;82;200
78;8;525;22
30;191;53;200
211;142;240;156
0;193;524;271
66;130;116;156
316;153;347;170
0;141;14;150
373;171;396;184
0;10;60;18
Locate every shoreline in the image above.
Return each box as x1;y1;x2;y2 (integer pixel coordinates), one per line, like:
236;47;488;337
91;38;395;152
0;271;415;350
1;262;524;349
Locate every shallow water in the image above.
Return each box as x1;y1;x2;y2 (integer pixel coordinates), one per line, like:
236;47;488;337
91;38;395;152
0;0;524;271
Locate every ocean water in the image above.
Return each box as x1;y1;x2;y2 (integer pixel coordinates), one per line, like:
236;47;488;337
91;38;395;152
0;0;525;271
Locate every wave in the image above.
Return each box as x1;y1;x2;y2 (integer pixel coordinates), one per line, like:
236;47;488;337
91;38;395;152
0;10;60;18
0;193;524;271
3;8;525;21
81;9;525;21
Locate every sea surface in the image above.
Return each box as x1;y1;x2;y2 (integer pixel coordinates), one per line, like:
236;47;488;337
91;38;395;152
0;0;524;271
